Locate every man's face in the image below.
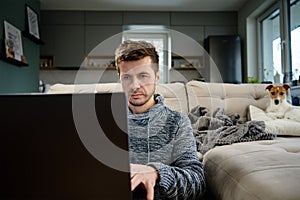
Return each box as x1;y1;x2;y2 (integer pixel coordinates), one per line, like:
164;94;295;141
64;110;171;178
119;56;159;108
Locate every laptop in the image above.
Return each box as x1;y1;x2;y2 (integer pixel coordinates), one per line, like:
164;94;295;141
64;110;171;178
0;93;132;200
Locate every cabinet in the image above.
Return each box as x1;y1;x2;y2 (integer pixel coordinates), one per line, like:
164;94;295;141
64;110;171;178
40;11;124;69
54;25;85;67
40;25;55;55
85;25;122;55
40;24;85;68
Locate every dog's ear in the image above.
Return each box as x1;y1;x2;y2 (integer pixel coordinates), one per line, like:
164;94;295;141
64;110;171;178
266;85;273;91
283;84;290;91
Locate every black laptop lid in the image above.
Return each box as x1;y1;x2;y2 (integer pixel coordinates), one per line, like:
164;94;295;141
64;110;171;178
0;93;131;200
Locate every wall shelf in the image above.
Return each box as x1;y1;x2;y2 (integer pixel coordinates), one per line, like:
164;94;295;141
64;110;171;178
83;55;115;70
171;66;203;70
172;55;204;70
40;66;116;71
0;54;28;67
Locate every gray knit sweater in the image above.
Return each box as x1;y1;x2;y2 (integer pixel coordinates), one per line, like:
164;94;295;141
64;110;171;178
128;94;206;200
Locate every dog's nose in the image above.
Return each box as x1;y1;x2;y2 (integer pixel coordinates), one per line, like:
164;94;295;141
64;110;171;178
274;99;279;105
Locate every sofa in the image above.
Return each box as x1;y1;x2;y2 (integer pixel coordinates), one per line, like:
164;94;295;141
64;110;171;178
48;80;300;200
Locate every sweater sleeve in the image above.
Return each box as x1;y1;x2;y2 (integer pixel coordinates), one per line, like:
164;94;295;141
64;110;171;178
148;114;206;199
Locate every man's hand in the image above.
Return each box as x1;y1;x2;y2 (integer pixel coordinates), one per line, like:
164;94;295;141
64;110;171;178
130;164;159;200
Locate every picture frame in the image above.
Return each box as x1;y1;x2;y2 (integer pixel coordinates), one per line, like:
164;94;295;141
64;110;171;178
4;20;26;63
25;4;40;40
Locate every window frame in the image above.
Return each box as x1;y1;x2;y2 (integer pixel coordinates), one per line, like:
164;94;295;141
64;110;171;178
257;0;292;83
122;25;171;83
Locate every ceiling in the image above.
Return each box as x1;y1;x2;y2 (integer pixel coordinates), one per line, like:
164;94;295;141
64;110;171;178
40;0;249;11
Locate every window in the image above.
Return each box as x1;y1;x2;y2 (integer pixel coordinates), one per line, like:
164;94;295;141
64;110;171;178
122;25;171;83
290;0;300;81
258;0;300;84
258;6;281;83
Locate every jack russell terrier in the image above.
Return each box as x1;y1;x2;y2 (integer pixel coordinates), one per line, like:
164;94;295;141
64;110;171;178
265;84;300;122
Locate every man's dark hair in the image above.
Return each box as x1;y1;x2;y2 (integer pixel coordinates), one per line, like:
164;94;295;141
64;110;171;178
115;40;159;73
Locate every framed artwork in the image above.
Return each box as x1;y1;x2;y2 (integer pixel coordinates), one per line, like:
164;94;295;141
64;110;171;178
25;4;40;40
4;20;25;63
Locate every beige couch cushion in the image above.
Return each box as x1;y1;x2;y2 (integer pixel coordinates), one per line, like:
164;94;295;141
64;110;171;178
203;137;300;200
48;82;188;114
155;82;188;114
186;81;269;122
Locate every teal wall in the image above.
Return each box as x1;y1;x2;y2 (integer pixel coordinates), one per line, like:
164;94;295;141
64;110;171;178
0;0;40;93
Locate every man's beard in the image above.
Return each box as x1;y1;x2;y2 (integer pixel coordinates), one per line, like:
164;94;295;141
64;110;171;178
129;88;155;107
129;95;152;106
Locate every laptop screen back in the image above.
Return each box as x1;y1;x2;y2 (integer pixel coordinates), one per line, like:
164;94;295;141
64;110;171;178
0;93;131;200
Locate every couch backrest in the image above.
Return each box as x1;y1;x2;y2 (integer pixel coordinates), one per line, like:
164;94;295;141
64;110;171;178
186;81;270;122
48;83;123;94
48;81;273;121
155;83;189;114
48;82;189;114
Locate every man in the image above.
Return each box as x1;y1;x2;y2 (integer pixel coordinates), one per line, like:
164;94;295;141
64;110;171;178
115;40;206;200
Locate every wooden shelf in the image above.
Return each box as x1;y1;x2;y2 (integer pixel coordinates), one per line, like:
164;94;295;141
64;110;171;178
84;55;115;69
40;67;59;70
0;54;28;67
40;66;79;70
40;66;116;70
171;66;204;70
172;55;203;69
83;65;116;70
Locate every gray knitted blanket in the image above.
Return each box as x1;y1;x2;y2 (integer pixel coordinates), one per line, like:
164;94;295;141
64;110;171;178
188;105;276;154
